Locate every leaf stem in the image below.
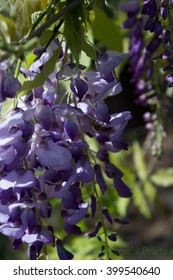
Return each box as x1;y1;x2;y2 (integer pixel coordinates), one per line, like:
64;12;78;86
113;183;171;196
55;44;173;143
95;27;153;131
93;181;110;259
14;58;22;78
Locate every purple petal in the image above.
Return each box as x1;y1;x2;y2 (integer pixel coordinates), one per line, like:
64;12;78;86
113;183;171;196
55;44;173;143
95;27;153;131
108;233;117;241
75;158;94;183
35;102;54;130
98;51;129;80
0;170;35;190
66;202;88;225
88;221;102;238
64;223;81;235
113;178;132;198
0;223;24;239
0;213;9;223
94;164;107;194
105;163;123;178
94;101;110;123
102;208;112;224
62;191;78;210
36;140;72;171
64;119;79;141
90;195;96;218
22;229;53;244
21;208;37;233
56;240;74;260
0;146;16;164
0;130;23;146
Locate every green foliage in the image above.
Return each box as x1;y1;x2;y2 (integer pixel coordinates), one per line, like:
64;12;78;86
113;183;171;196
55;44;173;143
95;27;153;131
133;141;147;182
9;0;47;37
150;168;173;187
93;7;122;52
105;0;120;10
0;14;17;41
63;3;92;65
64;10;82;64
81;35;97;61
0;0;10;17
132;183;152;218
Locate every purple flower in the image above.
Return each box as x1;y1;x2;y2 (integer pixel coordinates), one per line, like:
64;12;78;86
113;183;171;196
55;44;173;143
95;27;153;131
94;164;107;194
64;119;79;141
74;158;94;183
35;140;72;171
98;52;129;81
35;102;54;130
0;169;35;190
0;44;132;260
108;233;117;241
0;223;24;239
113;178;132;198
0;68;21;102
121;0;140;15
141;0;157;17
56;240;74;260
146;35;161;53
102;208;112;224
65;202;88;225
90;195;96;218
87;221;102;238
64;223;81;235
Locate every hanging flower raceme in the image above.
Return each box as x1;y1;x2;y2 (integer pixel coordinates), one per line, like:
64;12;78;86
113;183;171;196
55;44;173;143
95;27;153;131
121;0;173;156
0;41;132;260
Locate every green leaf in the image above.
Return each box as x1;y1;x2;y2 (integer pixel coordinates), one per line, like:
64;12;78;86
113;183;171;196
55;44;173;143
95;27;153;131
0;14;17;41
64;4;86;65
9;0;45;36
0;0;10;17
105;0;120;10
133;141;147;182
150;168;173;187
39;29;54;46
132;183;151;218
19;48;60;92
81;36;96;61
1;99;13;117
93;7;122;52
143;180;156;201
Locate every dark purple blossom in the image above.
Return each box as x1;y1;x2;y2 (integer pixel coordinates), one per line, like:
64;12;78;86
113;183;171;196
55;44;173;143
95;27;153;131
0;67;21;102
113;178;132;198
56;240;74;260
94;164;107;194
108;233;117;242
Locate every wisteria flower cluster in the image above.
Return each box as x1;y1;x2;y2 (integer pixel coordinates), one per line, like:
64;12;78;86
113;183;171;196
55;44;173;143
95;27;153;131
0;40;131;259
121;0;173;156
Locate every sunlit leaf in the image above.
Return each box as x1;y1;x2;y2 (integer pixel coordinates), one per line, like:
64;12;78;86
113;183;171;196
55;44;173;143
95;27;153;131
105;0;120;11
143;180;156;201
81;36;96;61
0;14;17;41
133;141;147;182
150;168;173;187
9;0;46;36
132;183;151;218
